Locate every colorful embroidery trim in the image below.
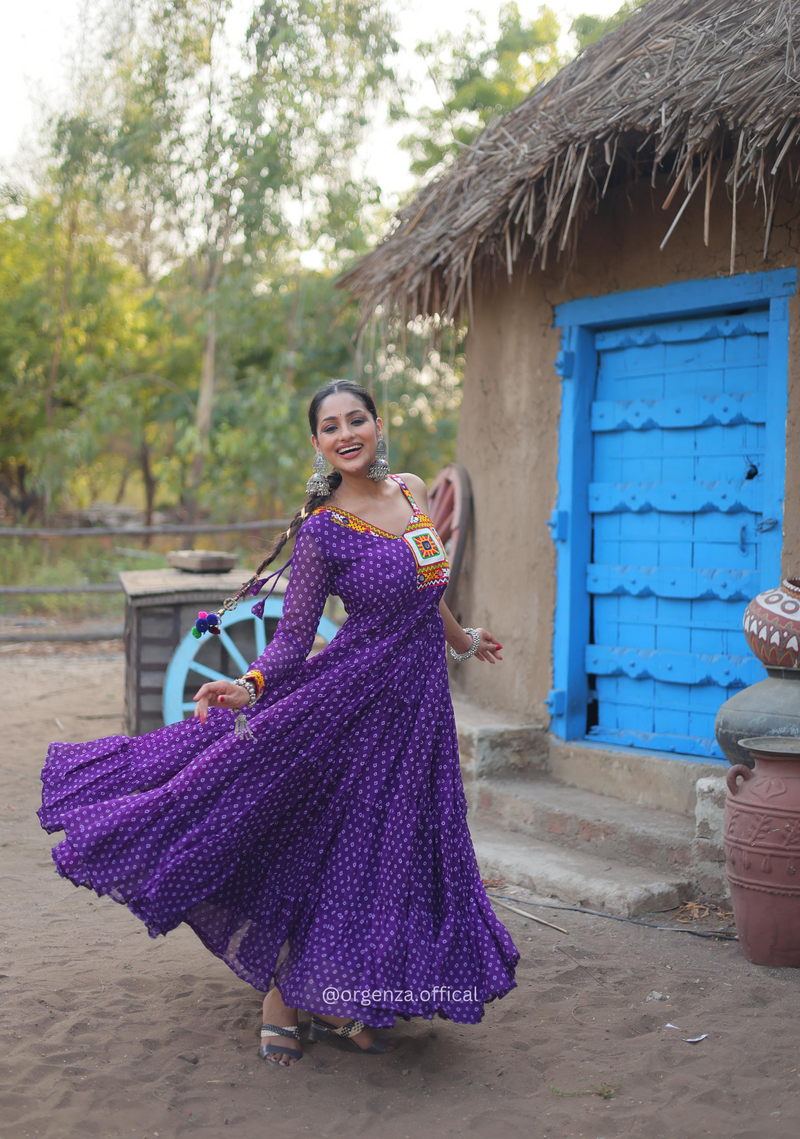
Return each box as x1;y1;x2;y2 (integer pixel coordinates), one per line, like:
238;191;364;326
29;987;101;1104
415;561;450;591
314;506;410;541
243;669;265;698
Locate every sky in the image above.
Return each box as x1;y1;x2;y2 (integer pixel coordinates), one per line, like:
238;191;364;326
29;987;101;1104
0;0;621;201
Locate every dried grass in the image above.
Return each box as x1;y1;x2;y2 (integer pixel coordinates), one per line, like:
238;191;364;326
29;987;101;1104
340;0;800;326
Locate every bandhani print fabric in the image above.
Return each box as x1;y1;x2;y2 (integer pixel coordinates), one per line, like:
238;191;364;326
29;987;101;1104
38;474;519;1028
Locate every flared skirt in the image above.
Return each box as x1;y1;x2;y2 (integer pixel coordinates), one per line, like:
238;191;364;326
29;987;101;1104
38;634;519;1026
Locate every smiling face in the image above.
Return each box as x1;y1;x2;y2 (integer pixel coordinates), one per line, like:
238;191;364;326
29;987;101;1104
312;392;382;479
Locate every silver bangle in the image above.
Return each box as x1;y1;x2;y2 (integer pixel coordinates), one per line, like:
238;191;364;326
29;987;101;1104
449;627;480;662
233;678;258;707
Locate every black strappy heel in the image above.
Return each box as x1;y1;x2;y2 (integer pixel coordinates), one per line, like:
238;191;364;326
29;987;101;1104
258;1021;303;1065
307;1015;398;1054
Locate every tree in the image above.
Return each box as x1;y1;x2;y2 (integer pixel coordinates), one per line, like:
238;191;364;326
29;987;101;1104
571;0;649;53
0;187;153;523
401;3;561;179
53;0;400;517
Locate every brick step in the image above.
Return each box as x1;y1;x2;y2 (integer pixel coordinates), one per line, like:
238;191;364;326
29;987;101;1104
469;818;693;918
467;774;694;872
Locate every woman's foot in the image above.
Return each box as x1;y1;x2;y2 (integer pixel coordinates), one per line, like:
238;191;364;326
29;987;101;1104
260;986;302;1067
313;1013;398;1052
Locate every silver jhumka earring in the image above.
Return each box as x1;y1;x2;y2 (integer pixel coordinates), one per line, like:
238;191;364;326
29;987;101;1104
367;437;390;481
305;449;331;496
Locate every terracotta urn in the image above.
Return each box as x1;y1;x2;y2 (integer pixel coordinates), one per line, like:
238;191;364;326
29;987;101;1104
724;737;800;967
715;579;800;768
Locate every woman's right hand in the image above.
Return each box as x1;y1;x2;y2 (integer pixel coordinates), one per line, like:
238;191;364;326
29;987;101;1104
193;680;249;723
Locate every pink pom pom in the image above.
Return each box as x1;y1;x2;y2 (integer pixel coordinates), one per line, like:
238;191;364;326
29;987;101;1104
197;610;208;619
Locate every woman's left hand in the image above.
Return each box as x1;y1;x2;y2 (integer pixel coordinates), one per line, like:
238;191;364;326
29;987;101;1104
474;628;503;663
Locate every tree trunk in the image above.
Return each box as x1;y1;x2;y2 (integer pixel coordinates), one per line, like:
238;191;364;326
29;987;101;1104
139;441;157;545
187;304;217;528
44;203;78;523
0;462;39;522
115;461;132;505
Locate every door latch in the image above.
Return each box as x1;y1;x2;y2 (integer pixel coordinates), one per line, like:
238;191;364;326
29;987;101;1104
546;510;568;542
545;689;566;716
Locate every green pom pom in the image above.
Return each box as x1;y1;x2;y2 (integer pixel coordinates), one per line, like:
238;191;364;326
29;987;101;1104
191;626;202;639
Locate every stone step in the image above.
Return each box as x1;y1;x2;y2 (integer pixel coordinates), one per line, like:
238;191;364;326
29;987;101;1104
467;774;694;872
452;696;548;779
469;818;693;918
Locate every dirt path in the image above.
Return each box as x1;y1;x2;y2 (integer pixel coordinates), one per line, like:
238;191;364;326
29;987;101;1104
1;647;799;1139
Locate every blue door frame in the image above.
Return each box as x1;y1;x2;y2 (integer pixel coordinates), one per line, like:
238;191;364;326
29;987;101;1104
547;268;797;759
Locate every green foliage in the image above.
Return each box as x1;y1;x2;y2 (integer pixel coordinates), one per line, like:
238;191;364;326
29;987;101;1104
5;0;635;552
401;3;562;178
0;190;157;521
0;542;128;620
400;1;650;181
371;327;463;483
0;0;406;530
74;0;401;273
203;262;363;515
571;0;649;53
0;0;641;551
185;264;463;514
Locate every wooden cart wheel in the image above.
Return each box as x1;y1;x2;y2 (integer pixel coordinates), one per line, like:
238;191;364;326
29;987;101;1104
427;463;473;606
163;597;339;725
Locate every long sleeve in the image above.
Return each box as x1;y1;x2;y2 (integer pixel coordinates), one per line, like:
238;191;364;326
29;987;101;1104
247;523;333;692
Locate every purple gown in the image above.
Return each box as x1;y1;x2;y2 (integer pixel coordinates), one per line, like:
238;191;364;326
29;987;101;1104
38;476;519;1026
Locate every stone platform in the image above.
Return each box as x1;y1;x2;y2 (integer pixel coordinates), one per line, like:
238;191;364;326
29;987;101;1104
453;697;729;914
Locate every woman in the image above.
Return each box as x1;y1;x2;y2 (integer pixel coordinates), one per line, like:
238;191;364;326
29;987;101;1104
38;379;519;1068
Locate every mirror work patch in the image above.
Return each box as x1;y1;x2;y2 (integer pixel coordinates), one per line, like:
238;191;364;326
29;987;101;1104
403;525;450;590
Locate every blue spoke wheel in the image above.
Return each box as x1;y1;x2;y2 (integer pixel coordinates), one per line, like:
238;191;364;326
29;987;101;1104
163;596;339;725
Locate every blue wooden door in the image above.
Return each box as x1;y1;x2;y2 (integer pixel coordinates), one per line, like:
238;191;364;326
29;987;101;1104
586;309;771;759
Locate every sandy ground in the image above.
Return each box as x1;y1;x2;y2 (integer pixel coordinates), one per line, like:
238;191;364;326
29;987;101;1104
1;646;800;1139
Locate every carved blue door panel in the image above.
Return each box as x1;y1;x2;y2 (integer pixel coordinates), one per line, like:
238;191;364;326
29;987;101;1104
550;270;796;762
588;310;768;758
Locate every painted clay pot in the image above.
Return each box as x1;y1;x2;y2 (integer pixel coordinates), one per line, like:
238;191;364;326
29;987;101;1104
715;579;800;768
743;579;800;668
724;737;800;967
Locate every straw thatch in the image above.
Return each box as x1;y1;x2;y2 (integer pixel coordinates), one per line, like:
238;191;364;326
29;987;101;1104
339;0;800;328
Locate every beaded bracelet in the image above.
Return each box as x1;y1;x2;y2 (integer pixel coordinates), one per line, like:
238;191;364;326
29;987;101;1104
233;678;258;707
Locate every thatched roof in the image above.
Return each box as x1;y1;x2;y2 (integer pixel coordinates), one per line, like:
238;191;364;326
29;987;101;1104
340;0;800;327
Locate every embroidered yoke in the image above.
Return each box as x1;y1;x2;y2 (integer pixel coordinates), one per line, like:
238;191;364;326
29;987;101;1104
313;477;450;591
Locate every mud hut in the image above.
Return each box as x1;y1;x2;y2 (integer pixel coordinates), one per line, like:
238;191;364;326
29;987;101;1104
341;0;800;817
